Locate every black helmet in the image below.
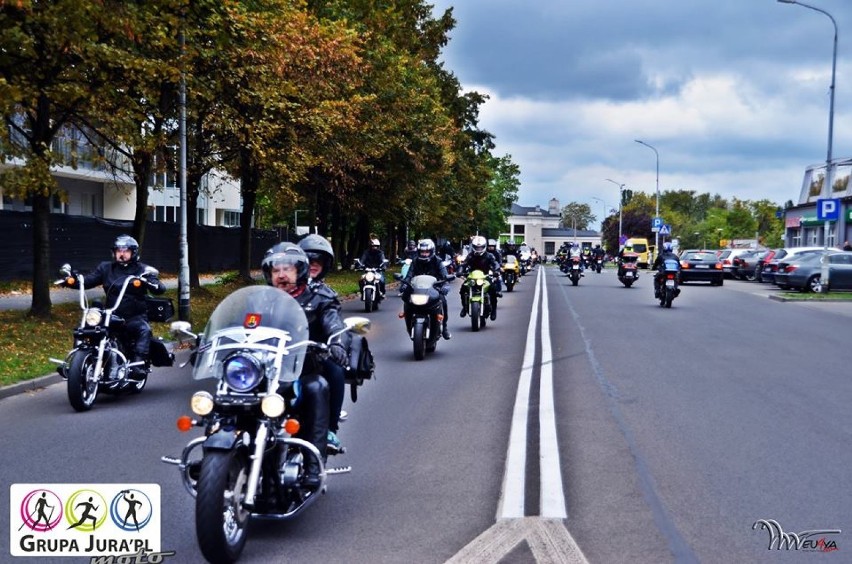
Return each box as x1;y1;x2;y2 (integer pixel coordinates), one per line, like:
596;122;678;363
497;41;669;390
407;240;416;250
112;234;139;266
262;242;309;288
417;239;435;261
298;234;334;281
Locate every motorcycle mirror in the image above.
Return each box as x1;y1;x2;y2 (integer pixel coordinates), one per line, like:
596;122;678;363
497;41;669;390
393;273;403;281
143;266;159;277
342;316;371;335
59;263;72;276
169;320;196;340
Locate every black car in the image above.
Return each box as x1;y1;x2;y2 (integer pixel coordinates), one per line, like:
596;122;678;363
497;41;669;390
678;251;724;285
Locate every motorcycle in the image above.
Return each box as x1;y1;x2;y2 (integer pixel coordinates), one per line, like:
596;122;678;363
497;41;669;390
568;256;582;286
394;272;453;360
502;256;520;292
162;286;370;563
656;259;681;308
461;269;494;331
594;256;603;274
617;253;640;288
353;258;388;313
49;264;174;412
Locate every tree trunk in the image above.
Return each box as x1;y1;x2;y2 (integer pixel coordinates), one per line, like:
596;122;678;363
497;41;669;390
238;149;258;282
28;194;52;318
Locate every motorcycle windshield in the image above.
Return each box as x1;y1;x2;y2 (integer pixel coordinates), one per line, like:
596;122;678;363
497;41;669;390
192;286;309;383
410;274;438;289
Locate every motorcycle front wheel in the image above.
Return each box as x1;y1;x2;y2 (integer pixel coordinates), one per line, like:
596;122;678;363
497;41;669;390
196;450;250;564
67;350;99;412
470;301;481;332
412;322;426;360
363;288;374;313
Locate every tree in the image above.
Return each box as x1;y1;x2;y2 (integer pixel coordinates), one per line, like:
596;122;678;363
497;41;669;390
560;202;594;231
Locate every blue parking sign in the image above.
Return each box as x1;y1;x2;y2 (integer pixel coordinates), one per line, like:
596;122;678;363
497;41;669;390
817;199;840;221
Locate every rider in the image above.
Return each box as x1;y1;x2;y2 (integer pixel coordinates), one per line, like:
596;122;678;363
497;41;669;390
402;238;453;340
359;237;388;298
62;234;166;378
486;239;503;295
592;244;605;260
652;241;681;298
298;234;346;453
569;242;585;275
404;240;418;260
262;242;350;488
459;235;501;320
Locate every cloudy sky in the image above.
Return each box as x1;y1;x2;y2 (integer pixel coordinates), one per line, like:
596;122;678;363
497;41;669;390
429;0;852;227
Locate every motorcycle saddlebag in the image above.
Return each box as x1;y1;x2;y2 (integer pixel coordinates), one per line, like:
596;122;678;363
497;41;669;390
146;297;175;322
149;338;175;367
346;335;375;383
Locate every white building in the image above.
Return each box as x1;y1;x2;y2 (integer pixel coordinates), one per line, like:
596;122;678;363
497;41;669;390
503;198;601;259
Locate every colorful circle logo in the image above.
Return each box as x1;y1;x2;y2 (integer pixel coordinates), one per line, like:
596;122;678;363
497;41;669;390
19;489;63;532
64;489;107;532
109;489;153;531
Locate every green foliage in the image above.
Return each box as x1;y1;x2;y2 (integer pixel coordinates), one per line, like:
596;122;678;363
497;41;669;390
560;202;594;230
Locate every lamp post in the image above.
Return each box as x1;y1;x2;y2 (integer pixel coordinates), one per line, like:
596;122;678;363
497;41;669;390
605;178;626;246
591;196;607;234
695;231;705;250
635;139;660;252
778;0;837;253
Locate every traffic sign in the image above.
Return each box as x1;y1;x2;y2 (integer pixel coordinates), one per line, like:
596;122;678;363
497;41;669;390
651;217;663;232
658;224;671;236
817;198;840;221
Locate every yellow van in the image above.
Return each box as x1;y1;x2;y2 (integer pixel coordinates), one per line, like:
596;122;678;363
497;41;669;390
623;237;650;268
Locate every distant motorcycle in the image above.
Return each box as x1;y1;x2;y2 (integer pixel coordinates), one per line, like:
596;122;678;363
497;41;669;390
50;264;174;412
461;269;494;331
502;256;520;292
394;273;452;360
617;253;640;288
163;286;371;563
594;257;603;274
353;258;388;313
655;259;681;308
568;256;582;286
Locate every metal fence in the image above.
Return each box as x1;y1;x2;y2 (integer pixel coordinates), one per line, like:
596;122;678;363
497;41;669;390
0;210;278;281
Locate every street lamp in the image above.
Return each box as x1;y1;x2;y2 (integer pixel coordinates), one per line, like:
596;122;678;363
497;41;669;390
778;0;837;253
605;178;626;246
635;140;660;253
694;231;705;250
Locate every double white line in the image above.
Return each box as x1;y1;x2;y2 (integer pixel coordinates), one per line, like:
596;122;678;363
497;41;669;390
497;266;566;519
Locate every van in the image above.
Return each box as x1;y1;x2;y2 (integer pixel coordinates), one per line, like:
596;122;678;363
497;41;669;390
624;237;650;268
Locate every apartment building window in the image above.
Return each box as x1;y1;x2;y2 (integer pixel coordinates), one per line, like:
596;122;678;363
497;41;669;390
149;205;177;223
790;229;802;247
513;224;525;234
223;210;241;227
197;207;206;225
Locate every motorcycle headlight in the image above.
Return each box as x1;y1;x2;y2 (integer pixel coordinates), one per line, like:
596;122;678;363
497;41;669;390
476;279;484;286
84;309;102;327
190;391;214;416
365;272;375;282
261;393;286;418
411;294;429;306
223;353;263;392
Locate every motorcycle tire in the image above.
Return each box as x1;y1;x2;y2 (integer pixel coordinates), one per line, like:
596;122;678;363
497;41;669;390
413;322;426;361
195;450;251;564
67;350;99;412
621;279;634;288
506;282;514;292
363;288;374;313
470;302;481;332
571;276;579;287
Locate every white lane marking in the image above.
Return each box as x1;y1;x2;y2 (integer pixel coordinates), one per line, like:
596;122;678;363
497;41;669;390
496;266;541;519
539;268;566;518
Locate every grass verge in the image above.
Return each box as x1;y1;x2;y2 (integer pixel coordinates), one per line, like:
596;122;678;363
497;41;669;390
0;269;373;388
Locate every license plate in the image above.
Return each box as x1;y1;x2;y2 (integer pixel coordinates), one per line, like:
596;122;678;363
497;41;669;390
665;279;675;287
572;265;579;270
695;264;709;269
625;272;633;278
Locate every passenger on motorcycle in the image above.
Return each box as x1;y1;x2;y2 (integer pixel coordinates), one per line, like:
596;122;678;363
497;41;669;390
486;239;503;295
62;234;166;378
298;234;346;454
402;239;453;340
404;240;418;260
569;243;585;274
652;241;681;298
359;238;388;298
459;235;501;320
262;242;350;488
592;244;605;260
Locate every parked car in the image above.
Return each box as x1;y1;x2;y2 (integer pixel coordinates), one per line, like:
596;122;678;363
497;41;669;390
717;248;758;278
773;251;852;292
761;246;837;285
754;249;780;283
732;249;770;281
678;250;724;285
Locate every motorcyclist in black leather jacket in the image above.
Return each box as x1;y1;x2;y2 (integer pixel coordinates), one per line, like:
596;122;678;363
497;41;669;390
359;238;388;299
486;239;503;296
298;234;346;454
63;234;166;377
459;235;501;320
402;238;452;340
262;242;350;488
404;240;418;260
652;241;681;298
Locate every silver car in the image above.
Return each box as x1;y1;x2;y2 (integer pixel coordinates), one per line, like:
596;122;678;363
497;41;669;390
773;251;852;292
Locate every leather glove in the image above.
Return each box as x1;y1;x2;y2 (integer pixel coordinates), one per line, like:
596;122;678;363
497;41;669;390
146;277;161;290
329;343;348;367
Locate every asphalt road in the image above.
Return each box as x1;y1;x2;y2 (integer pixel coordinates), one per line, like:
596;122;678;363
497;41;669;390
2;267;851;563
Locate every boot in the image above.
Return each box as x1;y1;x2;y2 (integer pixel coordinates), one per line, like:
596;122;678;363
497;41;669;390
442;324;452;340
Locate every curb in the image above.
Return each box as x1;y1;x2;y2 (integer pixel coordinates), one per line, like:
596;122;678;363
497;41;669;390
768;294;852;303
0;373;64;401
